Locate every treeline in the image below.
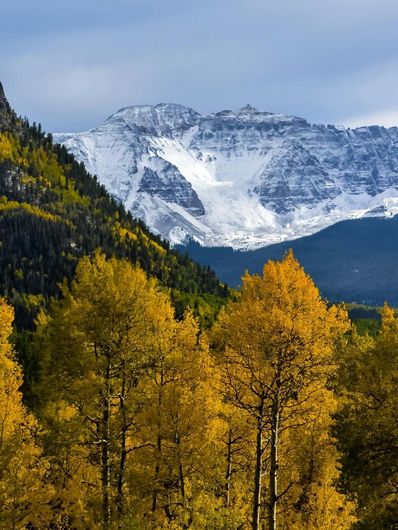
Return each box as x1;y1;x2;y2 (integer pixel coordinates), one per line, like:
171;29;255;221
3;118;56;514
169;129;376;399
2;251;395;529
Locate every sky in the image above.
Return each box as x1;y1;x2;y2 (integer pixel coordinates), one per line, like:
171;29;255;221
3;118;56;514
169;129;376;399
2;0;398;133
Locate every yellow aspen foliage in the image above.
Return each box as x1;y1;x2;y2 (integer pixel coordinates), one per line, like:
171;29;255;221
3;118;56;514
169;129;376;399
0;133;13;160
37;252;181;529
278;389;356;529
0;298;52;529
128;309;230;529
210;366;259;527
212;251;353;530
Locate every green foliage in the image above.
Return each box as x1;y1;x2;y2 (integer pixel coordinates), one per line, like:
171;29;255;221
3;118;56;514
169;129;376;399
346;304;382;336
334;305;398;528
352;317;380;336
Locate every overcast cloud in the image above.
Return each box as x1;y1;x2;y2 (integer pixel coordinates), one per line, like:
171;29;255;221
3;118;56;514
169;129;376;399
2;0;398;132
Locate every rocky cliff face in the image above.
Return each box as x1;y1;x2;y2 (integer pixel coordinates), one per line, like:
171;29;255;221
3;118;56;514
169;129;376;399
0;82;13;130
0;82;8;110
55;103;398;249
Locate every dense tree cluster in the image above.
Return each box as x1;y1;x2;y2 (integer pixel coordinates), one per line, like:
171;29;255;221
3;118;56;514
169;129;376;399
334;304;398;529
0;251;367;529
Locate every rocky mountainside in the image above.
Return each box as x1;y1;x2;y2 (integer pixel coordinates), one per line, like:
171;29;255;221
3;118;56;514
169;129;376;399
55;104;398;249
0;81;14;130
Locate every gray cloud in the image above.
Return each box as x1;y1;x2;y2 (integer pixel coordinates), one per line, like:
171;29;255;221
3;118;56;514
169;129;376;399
1;0;398;131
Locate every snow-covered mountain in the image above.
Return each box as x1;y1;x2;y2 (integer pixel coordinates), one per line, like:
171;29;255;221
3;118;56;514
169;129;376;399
54;104;398;249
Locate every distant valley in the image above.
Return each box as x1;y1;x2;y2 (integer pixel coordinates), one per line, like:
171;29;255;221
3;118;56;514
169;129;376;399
178;215;398;306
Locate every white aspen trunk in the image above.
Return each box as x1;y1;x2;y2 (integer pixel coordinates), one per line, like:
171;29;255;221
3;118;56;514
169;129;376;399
269;399;279;530
252;397;264;530
101;354;112;530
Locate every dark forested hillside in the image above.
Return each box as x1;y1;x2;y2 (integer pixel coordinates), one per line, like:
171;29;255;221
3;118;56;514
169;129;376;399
179;215;398;306
0;82;228;329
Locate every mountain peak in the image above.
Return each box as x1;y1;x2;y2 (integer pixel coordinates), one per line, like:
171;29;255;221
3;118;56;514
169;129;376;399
154;102;199;112
111;103;199;119
106;103;200;135
239;104;258;113
0;81;12;131
0;81;10;112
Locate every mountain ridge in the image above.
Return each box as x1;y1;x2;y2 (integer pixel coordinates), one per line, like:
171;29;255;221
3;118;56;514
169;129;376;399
54;103;398;249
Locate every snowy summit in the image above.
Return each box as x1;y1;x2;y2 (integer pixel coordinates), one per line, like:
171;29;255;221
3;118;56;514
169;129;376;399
55;104;398;249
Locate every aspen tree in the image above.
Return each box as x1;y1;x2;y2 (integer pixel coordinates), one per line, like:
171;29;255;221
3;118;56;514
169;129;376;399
38;253;171;529
0;298;51;529
130;310;226;528
212;251;349;530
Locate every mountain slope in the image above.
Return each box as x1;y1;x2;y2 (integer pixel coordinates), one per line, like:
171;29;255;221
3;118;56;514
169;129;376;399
55;103;398;249
177;215;398;306
0;83;228;329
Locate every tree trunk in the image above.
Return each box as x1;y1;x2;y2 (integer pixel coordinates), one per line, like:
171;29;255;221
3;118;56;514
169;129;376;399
225;428;233;508
252;397;264;530
116;372;127;526
179;461;185;501
152;371;164;513
268;400;279;530
151;432;162;512
101;354;112;530
176;432;185;500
